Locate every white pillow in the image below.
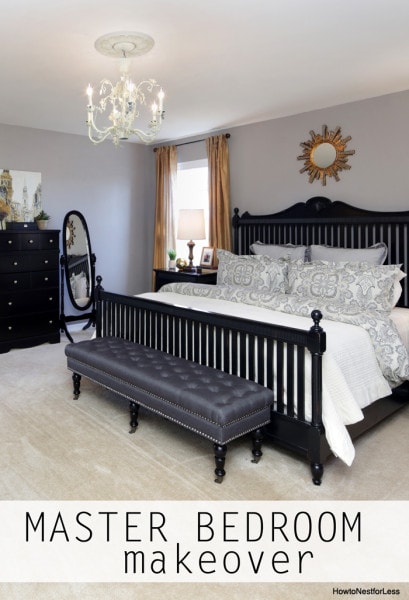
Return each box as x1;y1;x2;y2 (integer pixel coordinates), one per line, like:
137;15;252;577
392;269;406;306
70;271;88;300
309;243;388;265
75;274;88;300
250;241;307;261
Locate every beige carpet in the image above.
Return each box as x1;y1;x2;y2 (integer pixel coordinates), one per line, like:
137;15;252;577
1;330;408;598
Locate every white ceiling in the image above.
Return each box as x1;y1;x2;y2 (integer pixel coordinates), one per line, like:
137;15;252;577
1;0;409;144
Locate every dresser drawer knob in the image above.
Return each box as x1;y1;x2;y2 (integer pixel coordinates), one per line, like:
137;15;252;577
44;276;49;281
49;297;53;301
7;239;12;245
29;239;34;244
48;320;53;325
49;239;54;244
8;301;13;306
13;261;18;266
13;280;18;285
44;259;49;264
8;326;13;331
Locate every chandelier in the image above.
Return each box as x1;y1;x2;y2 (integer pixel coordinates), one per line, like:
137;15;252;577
86;32;165;145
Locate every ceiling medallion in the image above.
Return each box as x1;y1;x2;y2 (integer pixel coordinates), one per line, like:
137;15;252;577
94;32;155;58
297;125;355;185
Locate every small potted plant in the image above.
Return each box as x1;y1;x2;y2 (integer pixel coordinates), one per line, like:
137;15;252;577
167;249;177;270
35;210;51;230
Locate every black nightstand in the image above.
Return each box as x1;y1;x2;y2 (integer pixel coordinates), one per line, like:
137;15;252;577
153;268;218;291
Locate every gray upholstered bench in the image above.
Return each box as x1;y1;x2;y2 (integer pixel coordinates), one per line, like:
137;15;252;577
65;336;274;483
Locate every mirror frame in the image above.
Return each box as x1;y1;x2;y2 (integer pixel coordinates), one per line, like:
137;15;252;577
62;210;95;312
297;124;355;186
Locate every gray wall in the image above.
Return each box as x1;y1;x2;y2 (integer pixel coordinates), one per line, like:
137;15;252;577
228;89;409;214
2;89;409;303
0;123;155;296
165;89;409;214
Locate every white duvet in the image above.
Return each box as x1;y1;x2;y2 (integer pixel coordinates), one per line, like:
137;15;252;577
139;290;403;466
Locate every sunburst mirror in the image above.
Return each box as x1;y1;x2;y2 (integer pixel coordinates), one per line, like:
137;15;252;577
297;125;355;185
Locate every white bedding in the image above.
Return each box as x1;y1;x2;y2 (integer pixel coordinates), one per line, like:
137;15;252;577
139;289;408;466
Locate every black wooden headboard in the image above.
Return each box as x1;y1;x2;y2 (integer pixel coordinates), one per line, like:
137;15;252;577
232;196;409;308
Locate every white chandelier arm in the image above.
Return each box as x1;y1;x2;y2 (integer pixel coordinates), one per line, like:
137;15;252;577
87;127;115;145
86;107;113;140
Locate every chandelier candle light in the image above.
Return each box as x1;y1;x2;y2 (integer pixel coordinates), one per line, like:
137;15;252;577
86;32;165;145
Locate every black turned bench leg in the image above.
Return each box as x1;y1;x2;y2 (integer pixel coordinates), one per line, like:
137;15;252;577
214;443;227;484
129;401;140;434
251;428;263;463
311;462;324;486
72;373;81;400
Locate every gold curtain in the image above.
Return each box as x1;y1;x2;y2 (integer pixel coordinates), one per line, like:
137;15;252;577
206;134;232;251
152;145;177;289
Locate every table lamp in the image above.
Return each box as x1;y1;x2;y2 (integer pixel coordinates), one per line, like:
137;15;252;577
177;208;206;272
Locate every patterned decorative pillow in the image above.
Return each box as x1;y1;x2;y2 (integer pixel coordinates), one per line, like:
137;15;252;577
249;241;307;261
309;243;388;265
288;260;403;312
216;249;288;292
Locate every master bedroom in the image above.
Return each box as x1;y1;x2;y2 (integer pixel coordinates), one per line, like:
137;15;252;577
0;1;408;598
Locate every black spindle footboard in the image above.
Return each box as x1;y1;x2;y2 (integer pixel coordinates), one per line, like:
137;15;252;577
95;289;327;484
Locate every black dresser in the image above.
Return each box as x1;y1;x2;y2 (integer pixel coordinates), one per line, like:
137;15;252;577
0;229;60;353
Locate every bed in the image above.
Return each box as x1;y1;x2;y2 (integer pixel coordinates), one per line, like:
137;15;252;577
96;196;409;484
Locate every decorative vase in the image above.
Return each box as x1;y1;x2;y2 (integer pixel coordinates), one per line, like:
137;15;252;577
168;260;176;270
176;258;187;271
36;220;49;230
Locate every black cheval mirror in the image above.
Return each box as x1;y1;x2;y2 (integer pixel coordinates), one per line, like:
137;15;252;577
60;211;97;342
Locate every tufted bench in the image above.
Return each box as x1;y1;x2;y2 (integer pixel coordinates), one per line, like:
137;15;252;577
65;336;274;483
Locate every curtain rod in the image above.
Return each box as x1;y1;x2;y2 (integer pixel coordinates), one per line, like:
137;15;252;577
153;132;230;152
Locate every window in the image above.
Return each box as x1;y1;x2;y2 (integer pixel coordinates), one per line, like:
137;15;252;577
174;159;209;262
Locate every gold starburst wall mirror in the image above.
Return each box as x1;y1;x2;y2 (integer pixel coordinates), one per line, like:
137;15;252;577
297;125;355;185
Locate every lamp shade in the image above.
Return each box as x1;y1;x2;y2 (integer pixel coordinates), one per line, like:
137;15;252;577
177;209;206;240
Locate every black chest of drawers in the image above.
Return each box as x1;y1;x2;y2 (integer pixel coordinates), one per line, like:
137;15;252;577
0;229;60;353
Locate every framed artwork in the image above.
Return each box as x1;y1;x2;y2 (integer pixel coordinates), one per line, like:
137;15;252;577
0;169;42;229
200;247;215;267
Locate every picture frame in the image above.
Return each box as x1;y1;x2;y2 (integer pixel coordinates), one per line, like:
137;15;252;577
0;169;42;228
200;247;215;268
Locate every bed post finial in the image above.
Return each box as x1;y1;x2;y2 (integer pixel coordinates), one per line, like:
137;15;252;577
232;207;240;227
310;310;323;332
232;208;241;254
95;275;104;299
